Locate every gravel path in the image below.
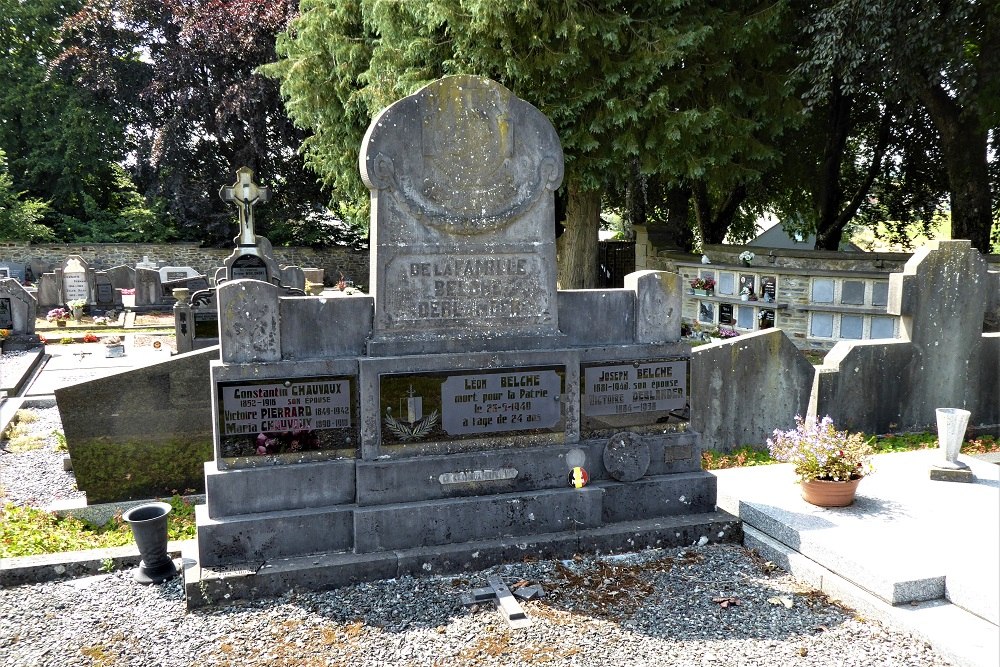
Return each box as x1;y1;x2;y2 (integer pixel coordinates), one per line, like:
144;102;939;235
0;406;83;508
0;545;949;667
0;409;954;666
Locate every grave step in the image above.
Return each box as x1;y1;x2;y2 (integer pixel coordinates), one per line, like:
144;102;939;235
195;503;354;568
184;510;741;609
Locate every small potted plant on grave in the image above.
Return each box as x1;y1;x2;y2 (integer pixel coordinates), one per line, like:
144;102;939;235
47;307;71;327
738;250;755;266
689;277;716;296
767;416;875;507
67;298;87;322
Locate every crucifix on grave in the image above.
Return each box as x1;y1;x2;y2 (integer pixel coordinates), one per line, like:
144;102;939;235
220;167;271;250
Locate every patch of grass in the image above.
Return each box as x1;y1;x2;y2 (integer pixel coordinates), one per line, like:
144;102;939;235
14;410;37;425
0;495;197;559
872;432;939;453
702;446;774;470
3;421;45;452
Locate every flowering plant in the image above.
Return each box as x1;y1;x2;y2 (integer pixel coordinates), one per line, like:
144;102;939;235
715;326;740;339
92;316;108;325
46;307;70;321
82;332;100;343
767;416;874;482
690;277;716;290
119;288;135;295
0;329;9;339
67;299;87;309
738;251;755;263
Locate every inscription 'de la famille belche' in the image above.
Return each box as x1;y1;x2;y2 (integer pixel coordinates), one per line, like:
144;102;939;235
389;254;545;323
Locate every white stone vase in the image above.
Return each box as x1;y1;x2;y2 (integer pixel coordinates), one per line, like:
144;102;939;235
935;407;971;470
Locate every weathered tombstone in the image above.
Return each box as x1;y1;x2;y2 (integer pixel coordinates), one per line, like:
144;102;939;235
36;272;60;307
186;76;734;609
279;265;305;291
0;278;41;349
814;240;999;433
159;266;199;284
61;256;93;305
302;268;325;286
105;265;136;290
134;267;164;306
94;272;116;309
0;262;25;283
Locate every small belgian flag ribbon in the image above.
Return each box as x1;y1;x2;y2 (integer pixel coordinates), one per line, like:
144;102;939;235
568;466;589;489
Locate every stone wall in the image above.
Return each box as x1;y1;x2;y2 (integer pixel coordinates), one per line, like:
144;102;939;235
0;241;370;288
634;228;1000;351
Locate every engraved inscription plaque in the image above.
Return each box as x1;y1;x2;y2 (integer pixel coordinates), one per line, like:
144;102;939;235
217;376;357;465
0;298;12;329
441;369;561;435
380;366;565;445
580;359;689;435
230;255;269;282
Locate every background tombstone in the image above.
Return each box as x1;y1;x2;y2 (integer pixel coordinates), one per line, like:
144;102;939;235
360;75;564;355
0;262;26;283
813;240;998;432
135;267;164;306
279;265;305;291
94;272;116;309
105;265;136;291
61;255;93;305
36;273;60;307
0;278;41;349
159;266;200;284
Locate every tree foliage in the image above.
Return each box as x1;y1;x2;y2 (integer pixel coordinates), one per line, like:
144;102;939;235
269;0;797;283
0;150;53;242
796;0;998;252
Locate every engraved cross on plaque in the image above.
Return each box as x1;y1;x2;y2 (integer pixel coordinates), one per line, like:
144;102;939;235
220;167;271;248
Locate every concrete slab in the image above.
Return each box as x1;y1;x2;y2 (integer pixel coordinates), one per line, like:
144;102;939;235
714;449;999;627
25;342;171;396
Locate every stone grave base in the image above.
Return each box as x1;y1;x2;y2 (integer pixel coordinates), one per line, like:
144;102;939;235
183;509;740;609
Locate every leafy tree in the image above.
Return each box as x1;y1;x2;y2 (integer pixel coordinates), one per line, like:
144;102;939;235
0;150;53;242
269;1;797;286
53;0;335;246
798;0;998;252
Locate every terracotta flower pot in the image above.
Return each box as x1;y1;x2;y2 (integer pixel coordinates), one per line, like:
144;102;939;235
800;477;861;507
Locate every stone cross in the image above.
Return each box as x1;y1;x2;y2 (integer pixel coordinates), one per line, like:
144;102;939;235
220;167;271;247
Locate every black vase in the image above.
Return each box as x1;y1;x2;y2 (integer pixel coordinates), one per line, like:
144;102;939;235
122;502;178;584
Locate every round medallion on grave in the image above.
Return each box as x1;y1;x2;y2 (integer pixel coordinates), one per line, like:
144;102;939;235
603;432;650;482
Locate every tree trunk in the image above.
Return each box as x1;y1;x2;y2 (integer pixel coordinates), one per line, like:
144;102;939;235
814;86;852;250
692;181;747;245
917;81;993;253
557;183;601;289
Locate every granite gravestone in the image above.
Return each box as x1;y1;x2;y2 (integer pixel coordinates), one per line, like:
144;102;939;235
134;267;164;306
0;262;25;283
362;76;563;356
0;278;41;349
186;76;734;609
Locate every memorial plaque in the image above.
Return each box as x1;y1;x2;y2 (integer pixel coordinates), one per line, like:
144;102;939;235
96;282;115;306
217;376;357;464
719;303;734;325
738;274;756;298
230;254;269;282
0;298;12;329
380;366;565;445
760;276;776;303
580;359;689;435
166;271;188;282
64;270;89;302
759;308;775;329
194;311;219;338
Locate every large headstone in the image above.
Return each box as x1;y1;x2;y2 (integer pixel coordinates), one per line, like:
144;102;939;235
94;272;117;309
361;75;564;355
159;266;200;284
185;76;732;610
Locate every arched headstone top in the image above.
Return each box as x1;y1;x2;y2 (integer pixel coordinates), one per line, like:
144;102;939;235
360;75;563;236
360;76;565;354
